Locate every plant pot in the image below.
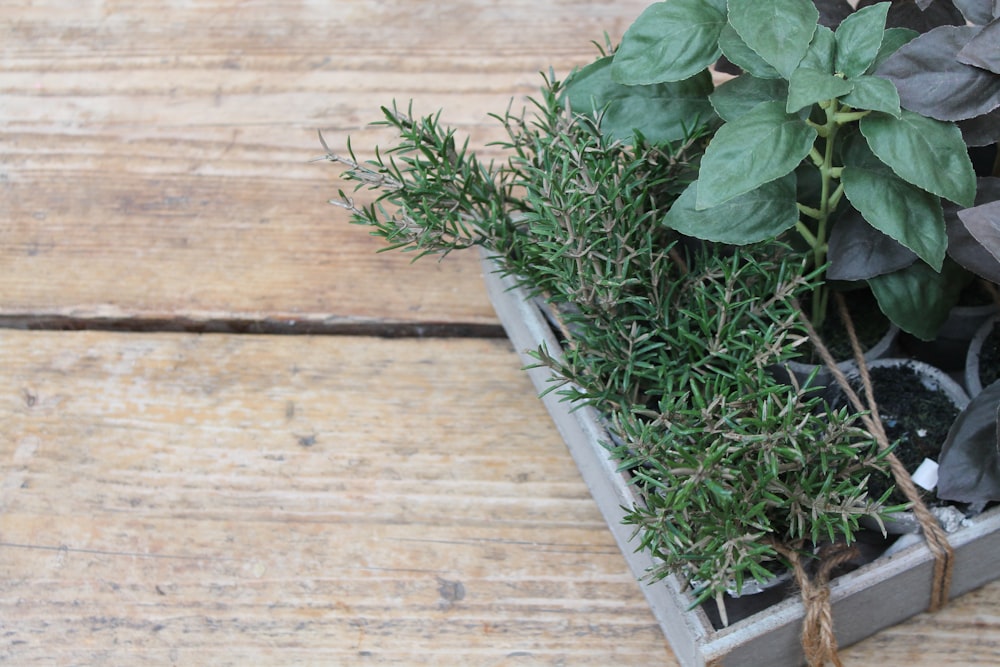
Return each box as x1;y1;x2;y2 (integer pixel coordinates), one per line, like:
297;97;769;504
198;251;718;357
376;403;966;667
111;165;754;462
965;313;1000;398
779;291;899;389
782;322;898;389
901;301;999;373
482;251;1000;667
825;358;971;535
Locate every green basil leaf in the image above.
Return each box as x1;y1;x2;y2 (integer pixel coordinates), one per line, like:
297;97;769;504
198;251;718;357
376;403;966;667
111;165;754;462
860;109;977;207
611;0;727;85
799;25;837;74
834;2;890;78
786;68;854;113
728;0;820;79
709;75;788;122
718;22;782;79
842;140;946;271
663;175;799;243
566;56;717;144
840;75;901;117
696;101;817;209
868;259;966;340
869;27;919;72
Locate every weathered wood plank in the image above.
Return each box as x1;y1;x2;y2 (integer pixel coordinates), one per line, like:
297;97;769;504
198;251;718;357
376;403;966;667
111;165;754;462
3;331;1000;665
0;330;674;665
2;330;999;665
0;0;649;328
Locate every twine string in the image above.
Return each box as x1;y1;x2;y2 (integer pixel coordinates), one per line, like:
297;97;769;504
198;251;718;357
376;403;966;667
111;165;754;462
795;295;955;608
827;293;954;612
784;542;858;667
782;294;955;666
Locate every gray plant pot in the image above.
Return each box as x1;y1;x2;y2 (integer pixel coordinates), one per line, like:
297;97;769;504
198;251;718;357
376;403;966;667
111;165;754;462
902;302;999;372
831;358;971;535
964;312;1000;398
781;320;899;389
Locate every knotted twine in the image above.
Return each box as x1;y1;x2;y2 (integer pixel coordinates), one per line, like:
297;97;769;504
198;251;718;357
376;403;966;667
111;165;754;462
787;293;955;666
770;541;859;667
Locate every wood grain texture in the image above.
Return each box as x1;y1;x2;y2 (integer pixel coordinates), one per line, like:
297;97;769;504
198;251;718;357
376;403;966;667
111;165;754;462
1;0;649;328
0;330;673;666
2;330;999;666
4;2;1000;666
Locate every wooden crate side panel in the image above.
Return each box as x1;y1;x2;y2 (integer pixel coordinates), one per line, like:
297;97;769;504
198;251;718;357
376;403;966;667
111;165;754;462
680;436;1000;662
701;549;939;664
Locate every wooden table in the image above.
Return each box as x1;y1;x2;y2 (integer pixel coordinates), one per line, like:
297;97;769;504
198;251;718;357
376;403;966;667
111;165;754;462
2;2;998;665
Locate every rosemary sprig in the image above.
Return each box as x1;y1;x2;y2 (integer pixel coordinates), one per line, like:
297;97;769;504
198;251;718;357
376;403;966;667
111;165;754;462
326;68;895;605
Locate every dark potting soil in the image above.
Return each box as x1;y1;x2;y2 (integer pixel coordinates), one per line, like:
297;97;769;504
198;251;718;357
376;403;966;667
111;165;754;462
803;289;890;364
958;279;997;307
979;321;1000;388
827;364;960;507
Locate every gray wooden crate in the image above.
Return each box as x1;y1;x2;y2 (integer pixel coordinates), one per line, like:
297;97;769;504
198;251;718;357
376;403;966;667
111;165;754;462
480;252;1000;667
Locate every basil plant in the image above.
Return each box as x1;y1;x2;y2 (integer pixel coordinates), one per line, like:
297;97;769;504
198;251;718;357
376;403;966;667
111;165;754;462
566;0;1000;338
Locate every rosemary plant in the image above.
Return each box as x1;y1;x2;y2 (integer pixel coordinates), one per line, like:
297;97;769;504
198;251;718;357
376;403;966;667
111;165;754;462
326;69;896;607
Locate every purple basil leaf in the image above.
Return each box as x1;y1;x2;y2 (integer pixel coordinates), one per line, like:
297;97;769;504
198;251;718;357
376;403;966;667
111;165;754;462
827;207;918;281
814;0;856;28
959;201;1000;263
867;0;967;31
959;107;1000;146
947;222;1000;281
713;56;743;76
947;178;1000;281
952;0;997;24
937;380;1000;504
958;18;1000;73
875;25;1000;121
947;221;1000;283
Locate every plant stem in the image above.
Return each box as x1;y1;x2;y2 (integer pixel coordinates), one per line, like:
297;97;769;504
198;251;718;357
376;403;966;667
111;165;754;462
795;220;819;246
797;203;823;221
833;110;870;124
797;99;860;328
803;101;845;329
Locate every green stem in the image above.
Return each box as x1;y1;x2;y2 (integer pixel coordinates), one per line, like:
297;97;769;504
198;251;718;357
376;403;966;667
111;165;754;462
833;110;870;124
828;182;845;211
807;119;829;139
802;100;848;329
796;221;820;247
797;203;823;221
808;145;825;168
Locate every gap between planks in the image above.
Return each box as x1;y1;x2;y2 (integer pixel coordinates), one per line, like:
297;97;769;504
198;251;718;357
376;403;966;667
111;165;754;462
0;313;507;338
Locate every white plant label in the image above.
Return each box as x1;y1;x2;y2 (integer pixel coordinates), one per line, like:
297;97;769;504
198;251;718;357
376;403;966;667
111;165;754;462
911;458;939;492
